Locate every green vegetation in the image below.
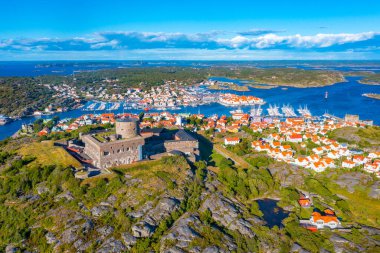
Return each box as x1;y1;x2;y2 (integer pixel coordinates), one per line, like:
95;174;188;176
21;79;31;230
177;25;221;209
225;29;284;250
329;126;380;150
208;67;345;87
211;152;275;201
18;140;82;168
208;83;250;91
0;77;55;116
1;126;380;252
359;73;380;85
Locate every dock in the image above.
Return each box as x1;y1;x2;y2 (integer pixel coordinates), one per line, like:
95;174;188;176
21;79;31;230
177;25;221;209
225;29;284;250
323;113;344;121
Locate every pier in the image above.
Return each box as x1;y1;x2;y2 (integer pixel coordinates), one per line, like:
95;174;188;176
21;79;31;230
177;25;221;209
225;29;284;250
323;113;344;121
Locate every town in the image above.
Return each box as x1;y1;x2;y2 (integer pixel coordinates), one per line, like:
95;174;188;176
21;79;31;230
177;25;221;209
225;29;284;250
20;110;380;179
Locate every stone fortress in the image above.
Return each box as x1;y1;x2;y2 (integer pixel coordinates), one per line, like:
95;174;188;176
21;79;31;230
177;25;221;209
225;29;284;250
81;118;145;169
81;118;199;169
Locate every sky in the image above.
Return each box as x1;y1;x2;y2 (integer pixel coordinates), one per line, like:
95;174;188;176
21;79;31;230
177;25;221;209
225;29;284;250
1;0;380;60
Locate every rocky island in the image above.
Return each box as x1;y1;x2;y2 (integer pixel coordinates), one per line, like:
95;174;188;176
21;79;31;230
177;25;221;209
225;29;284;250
359;73;380;85
363;93;380;100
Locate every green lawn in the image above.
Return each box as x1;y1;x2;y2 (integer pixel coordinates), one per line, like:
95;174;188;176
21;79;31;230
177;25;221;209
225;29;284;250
18;141;82;168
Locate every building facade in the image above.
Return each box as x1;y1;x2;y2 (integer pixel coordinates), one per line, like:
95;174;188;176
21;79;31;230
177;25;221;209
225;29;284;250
81;119;199;169
82;118;144;169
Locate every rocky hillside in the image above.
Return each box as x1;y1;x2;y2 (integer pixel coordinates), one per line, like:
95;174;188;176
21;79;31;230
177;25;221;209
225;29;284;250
0;137;380;253
328;126;380;151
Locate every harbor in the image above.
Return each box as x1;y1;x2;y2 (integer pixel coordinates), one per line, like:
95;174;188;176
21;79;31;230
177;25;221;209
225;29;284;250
1;76;380;140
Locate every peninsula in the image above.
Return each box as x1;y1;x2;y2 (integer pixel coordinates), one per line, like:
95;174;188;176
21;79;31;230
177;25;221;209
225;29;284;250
363;93;380;100
359;73;380;85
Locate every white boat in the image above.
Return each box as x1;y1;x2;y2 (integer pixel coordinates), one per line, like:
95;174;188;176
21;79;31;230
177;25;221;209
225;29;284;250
97;102;106;111
0;115;12;125
230;107;243;114
84;102;97;111
298;105;312;117
281;104;297;117
107;102;120;111
267;104;282;117
250;105;262;117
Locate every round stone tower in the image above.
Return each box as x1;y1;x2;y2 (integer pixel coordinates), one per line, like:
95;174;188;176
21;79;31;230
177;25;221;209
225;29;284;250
116;118;139;139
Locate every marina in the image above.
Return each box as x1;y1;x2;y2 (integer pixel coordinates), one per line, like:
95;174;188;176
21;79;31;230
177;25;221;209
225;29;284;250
267;104;283;117
1;76;380;140
281;104;297;117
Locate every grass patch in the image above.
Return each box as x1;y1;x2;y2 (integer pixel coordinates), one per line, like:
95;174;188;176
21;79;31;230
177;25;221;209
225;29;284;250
18;141;82;168
326;181;380;227
155;171;177;189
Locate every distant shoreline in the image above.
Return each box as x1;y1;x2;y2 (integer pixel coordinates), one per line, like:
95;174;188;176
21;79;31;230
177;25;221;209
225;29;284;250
362;93;380;100
358;80;380;85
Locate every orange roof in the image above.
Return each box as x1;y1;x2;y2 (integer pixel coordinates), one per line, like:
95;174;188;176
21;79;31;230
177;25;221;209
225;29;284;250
297;157;308;162
353;155;365;160
298;199;310;206
324;209;335;215
225;137;240;142
290;133;302;139
309;154;320;160
313;162;324;167
251;141;260;146
281;151;292;157
101;113;115;117
312;212;338;223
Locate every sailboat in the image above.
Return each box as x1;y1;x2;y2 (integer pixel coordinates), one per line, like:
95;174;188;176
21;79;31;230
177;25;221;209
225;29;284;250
230;106;243;114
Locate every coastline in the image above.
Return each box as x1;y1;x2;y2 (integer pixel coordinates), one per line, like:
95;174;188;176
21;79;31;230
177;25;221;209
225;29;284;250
358;80;380;85
362;93;380;100
212;75;347;89
208;84;249;92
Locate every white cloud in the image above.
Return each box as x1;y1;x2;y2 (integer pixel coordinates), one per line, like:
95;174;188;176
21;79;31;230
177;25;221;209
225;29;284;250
222;32;377;49
90;39;119;49
0;30;379;60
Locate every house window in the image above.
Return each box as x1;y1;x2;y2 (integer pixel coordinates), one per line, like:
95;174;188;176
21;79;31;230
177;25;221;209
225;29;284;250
103;151;110;156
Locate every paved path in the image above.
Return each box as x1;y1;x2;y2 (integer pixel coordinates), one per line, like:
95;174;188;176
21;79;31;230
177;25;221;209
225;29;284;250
214;143;253;169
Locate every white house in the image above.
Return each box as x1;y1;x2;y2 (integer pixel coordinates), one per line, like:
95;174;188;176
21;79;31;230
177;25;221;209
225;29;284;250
327;151;340;159
295;157;309;167
288;133;303;143
311;162;326;172
310;210;340;229
312;147;324;155
224;137;240;146
342;160;355;169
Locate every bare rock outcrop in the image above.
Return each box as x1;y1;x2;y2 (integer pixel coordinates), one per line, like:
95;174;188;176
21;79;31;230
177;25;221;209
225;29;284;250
199;193;257;238
132;197;180;238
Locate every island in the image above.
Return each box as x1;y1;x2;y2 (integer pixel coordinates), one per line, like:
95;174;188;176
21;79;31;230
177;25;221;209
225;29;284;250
221;68;346;88
208;82;250;91
363;93;380;100
249;84;278;89
359;73;380;85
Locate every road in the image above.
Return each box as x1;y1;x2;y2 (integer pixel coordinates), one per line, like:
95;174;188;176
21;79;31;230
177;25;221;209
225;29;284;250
214;143;253;169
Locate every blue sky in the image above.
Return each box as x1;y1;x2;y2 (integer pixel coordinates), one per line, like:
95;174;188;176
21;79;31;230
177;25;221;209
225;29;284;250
1;0;380;60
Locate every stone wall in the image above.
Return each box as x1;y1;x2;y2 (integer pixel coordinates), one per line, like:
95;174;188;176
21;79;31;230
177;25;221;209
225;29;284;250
116;119;139;139
82;134;144;169
164;140;199;157
82;135;101;165
82;129;199;169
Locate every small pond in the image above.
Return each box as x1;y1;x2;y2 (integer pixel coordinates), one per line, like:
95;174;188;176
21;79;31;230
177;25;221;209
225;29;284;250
257;198;289;228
